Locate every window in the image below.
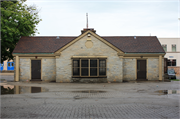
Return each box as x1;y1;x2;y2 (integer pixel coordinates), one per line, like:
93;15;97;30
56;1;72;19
162;44;167;52
172;44;176;52
72;59;106;77
167;59;176;66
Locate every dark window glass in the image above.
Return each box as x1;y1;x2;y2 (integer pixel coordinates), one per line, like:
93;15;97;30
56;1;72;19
81;68;88;76
8;63;10;66
12;63;14;66
90;68;97;76
99;68;106;75
81;60;88;67
73;68;79;75
90;60;97;67
73;59;106;77
167;59;176;66
99;60;106;67
73;60;79;67
99;60;106;75
167;60;171;66
172;60;176;66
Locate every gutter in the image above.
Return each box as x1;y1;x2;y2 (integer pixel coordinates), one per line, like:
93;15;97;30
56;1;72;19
125;53;165;54
13;53;54;54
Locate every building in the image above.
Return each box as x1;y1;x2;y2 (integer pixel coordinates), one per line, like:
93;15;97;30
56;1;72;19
158;38;180;74
0;60;14;71
12;28;165;83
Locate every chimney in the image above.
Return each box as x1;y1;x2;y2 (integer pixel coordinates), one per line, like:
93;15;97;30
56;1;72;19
81;28;96;34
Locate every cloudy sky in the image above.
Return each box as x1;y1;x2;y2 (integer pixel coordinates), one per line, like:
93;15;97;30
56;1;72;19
25;0;180;37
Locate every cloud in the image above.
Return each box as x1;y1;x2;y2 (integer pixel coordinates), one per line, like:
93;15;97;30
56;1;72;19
25;0;179;37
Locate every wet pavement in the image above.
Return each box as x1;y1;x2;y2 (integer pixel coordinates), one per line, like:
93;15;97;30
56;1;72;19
0;77;180;118
0;75;14;82
0;84;48;95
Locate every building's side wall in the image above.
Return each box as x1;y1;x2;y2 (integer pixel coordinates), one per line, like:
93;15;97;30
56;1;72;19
123;58;136;81
162;58;164;79
56;35;123;83
147;58;164;80
14;58;16;81
19;58;56;82
42;58;56;82
19;59;31;81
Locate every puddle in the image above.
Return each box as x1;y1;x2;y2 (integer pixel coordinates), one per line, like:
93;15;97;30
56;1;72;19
155;90;180;95
72;90;106;93
1;84;48;95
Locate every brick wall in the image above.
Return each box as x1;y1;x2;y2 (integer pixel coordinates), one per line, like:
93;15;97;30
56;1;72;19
168;66;180;75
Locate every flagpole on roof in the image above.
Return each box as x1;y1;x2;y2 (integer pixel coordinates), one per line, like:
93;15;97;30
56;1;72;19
86;13;88;29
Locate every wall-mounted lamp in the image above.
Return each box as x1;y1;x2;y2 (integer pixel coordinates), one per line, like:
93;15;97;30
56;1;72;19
35;56;37;59
140;56;143;58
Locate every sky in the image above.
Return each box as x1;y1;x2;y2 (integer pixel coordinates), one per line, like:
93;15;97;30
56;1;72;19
25;0;180;37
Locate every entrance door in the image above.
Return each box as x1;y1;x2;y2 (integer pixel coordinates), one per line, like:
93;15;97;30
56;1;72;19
31;60;41;80
137;60;147;80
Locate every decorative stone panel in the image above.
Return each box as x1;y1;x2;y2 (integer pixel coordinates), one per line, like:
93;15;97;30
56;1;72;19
42;58;56;82
123;58;136;81
147;58;164;80
19;59;30;81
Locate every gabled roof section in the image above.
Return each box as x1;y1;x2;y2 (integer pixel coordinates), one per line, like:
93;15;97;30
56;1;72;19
55;29;124;53
102;36;165;53
13;36;77;53
13;29;165;54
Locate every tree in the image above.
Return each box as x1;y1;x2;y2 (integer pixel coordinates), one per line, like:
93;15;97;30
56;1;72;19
1;0;41;63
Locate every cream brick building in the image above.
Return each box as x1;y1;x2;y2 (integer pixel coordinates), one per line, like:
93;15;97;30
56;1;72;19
158;38;180;66
13;29;165;83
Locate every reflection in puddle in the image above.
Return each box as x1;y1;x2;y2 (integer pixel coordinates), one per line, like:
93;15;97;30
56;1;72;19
73;90;106;93
1;84;48;95
156;90;180;95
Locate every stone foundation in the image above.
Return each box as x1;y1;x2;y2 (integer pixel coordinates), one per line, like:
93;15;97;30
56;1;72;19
72;78;108;83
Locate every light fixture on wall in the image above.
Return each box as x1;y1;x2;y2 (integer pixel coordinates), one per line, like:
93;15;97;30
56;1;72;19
140;56;143;58
35;56;37;59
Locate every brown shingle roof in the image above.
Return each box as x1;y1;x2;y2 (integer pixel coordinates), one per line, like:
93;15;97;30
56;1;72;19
13;36;77;53
13;36;165;53
102;36;165;53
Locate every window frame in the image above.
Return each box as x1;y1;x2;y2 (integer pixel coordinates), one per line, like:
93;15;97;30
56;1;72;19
72;58;107;78
172;44;176;52
162;44;167;52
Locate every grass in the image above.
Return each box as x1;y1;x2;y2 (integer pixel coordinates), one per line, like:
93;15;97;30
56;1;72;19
170;79;180;81
0;79;5;81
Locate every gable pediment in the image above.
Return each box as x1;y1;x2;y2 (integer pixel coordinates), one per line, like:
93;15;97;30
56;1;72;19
55;29;124;55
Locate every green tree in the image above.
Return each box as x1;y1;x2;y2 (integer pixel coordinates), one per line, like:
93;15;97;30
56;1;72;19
1;0;41;63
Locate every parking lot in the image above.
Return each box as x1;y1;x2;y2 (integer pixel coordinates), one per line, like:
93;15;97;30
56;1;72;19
0;75;180;119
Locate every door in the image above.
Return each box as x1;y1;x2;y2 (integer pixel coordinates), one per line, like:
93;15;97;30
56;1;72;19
164;58;167;73
137;60;147;80
31;60;41;80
